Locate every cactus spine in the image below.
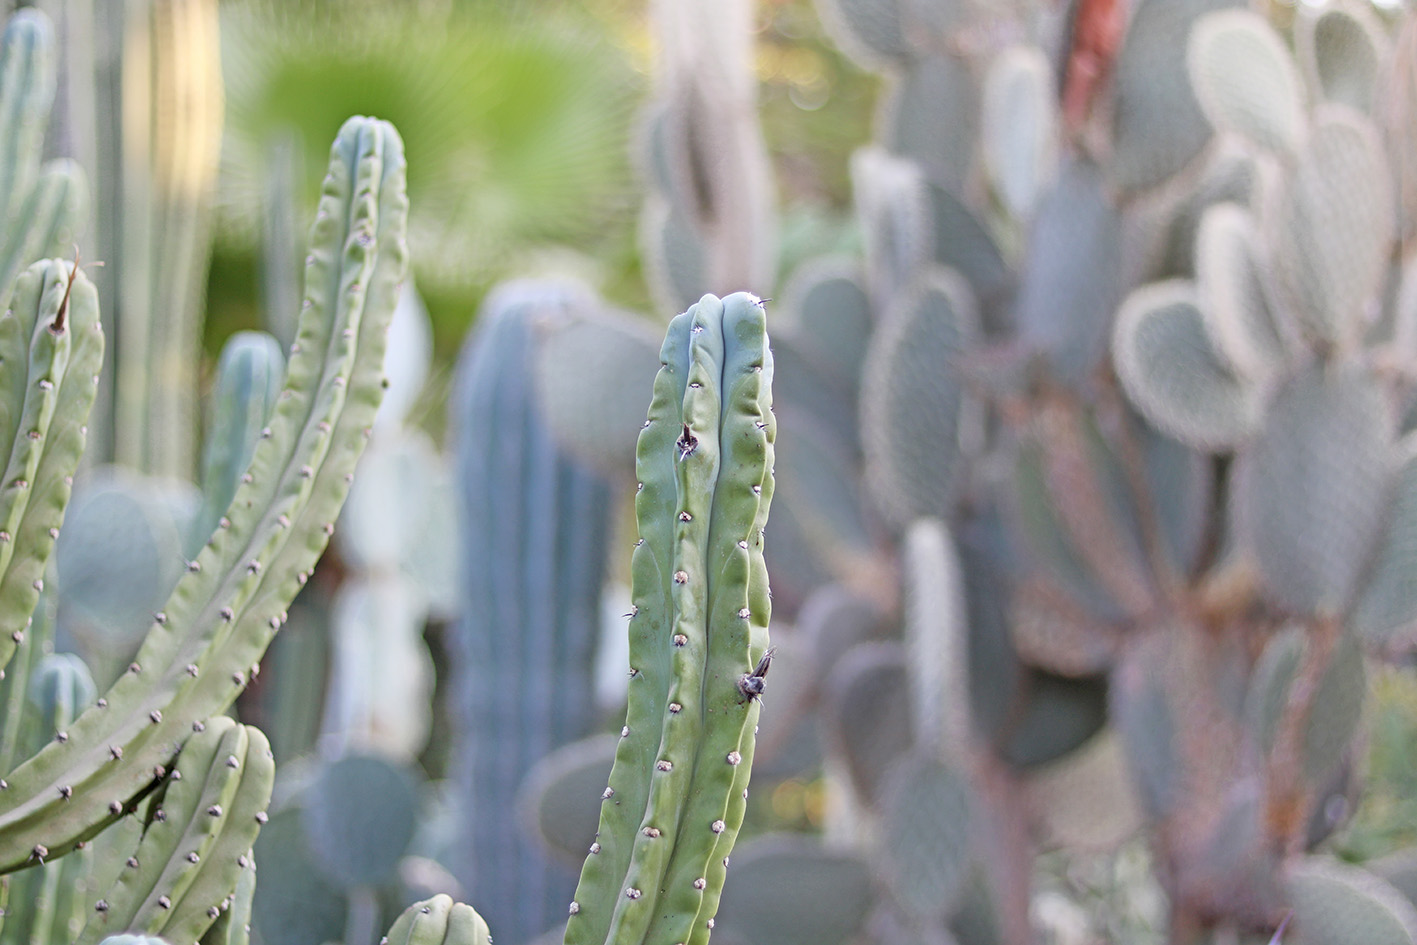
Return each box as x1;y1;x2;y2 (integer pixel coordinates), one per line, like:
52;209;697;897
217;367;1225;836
564;291;775;945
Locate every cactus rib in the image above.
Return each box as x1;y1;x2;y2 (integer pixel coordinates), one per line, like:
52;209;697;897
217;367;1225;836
0;116;408;873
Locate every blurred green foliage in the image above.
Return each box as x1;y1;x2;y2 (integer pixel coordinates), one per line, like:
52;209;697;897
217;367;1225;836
205;0;873;370
209;0;645;354
1332;668;1417;862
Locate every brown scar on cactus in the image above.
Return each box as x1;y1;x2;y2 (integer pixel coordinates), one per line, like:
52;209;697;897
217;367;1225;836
736;646;776;704
676;423;697;461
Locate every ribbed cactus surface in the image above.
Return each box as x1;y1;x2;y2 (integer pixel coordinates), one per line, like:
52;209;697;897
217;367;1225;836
0;115;408;875
564;291;775;945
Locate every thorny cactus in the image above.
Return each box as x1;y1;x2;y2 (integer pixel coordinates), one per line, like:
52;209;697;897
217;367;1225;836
0;5;411;939
564;292;775;945
0;107;408;871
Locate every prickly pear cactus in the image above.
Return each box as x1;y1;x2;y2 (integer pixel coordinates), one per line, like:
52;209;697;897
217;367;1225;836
564;291;775;945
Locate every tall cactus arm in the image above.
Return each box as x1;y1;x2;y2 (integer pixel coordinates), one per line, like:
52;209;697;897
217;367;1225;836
0;116;409;873
194;331;286;545
0;261;103;677
564;292;775;945
650;294;774;945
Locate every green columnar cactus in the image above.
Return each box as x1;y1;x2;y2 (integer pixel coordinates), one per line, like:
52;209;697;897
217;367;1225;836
197;843;254;945
0;584;55;776
0;114;408;874
638;0;775;312
0;10;85;314
0;258;104;676
0;652;97;945
564;291;775;945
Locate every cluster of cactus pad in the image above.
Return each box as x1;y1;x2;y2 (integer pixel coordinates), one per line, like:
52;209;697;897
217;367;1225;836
518;0;1417;943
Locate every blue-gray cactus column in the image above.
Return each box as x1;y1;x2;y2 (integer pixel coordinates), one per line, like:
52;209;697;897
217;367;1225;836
449;280;613;943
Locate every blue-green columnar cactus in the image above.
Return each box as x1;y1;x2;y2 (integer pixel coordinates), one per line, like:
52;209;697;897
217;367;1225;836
0;9;85;315
563;291;775;945
194;331;285;546
0;650;97;945
449;280;613;943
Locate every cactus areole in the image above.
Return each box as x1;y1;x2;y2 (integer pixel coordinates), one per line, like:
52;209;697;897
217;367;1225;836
565;292;776;945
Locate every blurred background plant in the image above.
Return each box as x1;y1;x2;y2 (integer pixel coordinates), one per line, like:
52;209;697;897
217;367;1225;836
9;0;1417;944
